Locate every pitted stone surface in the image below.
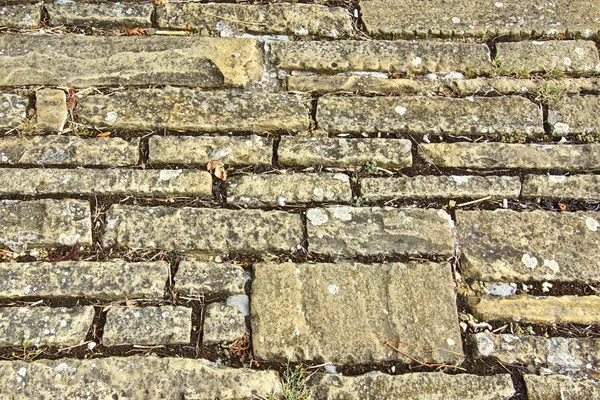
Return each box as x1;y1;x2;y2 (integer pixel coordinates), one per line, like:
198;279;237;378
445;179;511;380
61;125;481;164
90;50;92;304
35;89;67;133
0;306;94;347
175;261;249;296
0;4;41;29
548;95;600;136
0;94;28;129
287;75;444;94
47;3;153;28
251;261;463;364
446;77;600;96
203;302;247;345
524;375;600;400
456;210;600;283
0;199;92;253
522;174;600;200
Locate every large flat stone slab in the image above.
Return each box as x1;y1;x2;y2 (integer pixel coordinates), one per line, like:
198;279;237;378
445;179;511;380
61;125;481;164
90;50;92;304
174;261;249;296
79;89;310;132
548;95;600;136
0;4;41;29
306;206;455;256
47;3;153;28
522;174;600;200
456;210;600;283
524;375;600;400
251;261;463;364
0;94;28;129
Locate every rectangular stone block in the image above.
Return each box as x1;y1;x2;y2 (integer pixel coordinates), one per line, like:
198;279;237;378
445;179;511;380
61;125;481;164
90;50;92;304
524;375;600;400
103;205;303;253
226;173;352;207
522;174;600;200
446;77;600;97
47;3;153;28
0;168;212;197
306;206;454;256
0;306;94;347
203;302;246;345
317;95;542;136
0;94;27;129
278;137;412;169
0;199;92;253
79;88;310;133
0;261;168;299
548;95;600;136
287;75;444;95
35;89;67;133
175;261;249;296
361;175;521;201
0;135;139;167
252;261;463;364
0;4;41;29
149;135;272;166
456;210;600;283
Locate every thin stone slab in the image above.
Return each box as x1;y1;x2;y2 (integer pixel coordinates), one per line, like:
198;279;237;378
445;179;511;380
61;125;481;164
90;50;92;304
149;135;272;166
0;135;139;167
446;77;600;97
522;174;600;200
47;3;153;28
226;173;352;206
548;95;600;136
0;35;262;87
271;40;492;75
524;375;600;400
420;143;600;170
35;89;67;133
359;0;600;39
361;175;521;200
0;168;212;197
287;76;444;94
0;94;27;129
317;95;542;136
0;356;282;399
0;4;41;29
0;306;94;347
306;206;454;256
308;372;515;400
103;306;192;346
203;303;246;345
103;205;303;253
251;261;463;364
456;210;600;283
278;137;412;169
0;199;92;253
156;3;353;38
175;261;249;296
79;89;310;132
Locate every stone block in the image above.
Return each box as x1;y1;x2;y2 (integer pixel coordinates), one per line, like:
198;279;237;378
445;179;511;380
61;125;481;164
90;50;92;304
35;89;67;133
203;302;246;345
175;261;249;296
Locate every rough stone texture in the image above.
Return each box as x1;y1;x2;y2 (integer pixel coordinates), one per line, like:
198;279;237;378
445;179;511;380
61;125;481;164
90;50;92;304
359;0;600;39
446;77;600;97
361;175;521;200
471;295;600;325
317;95;542;136
149;135;272;166
0;4;41;29
252;261;463;364
79;89;310;132
0;356;282;399
271;40;492;75
456;210;600;283
278;137;412;169
0;306;94;347
156;3;353;38
47;3;153;28
0;94;27;129
203;302;247;345
103;306;192;346
548;95;600;136
0;168;212;197
103;205;303;253
175;261;249;296
35;89;67;133
420;142;600;170
226;173;352;206
306;206;454;256
287;75;444;94
0;135;139;167
524;375;600;400
0;35;262;87
522;174;600;200
0;261;168;299
0;199;92;253
308;372;515;400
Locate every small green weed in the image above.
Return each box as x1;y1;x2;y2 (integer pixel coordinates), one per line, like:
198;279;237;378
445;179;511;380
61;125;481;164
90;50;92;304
496;131;527;144
534;84;564;104
363;161;378;174
11;340;44;361
576;131;600;143
258;363;309;400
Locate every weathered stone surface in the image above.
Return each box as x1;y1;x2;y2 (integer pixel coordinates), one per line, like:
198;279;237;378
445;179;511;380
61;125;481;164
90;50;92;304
0;261;167;299
203;303;246;345
252;261;463;364
362;175;521;200
308;372;515;400
175;261;249;296
0;168;212;197
548;95;600;136
306;206;454;256
0;4;41;29
445;77;600;97
226;173;352;206
0;356;282;399
456;210;600;283
359;0;600;39
103;205;303;253
0;199;92;252
103;306;192;346
0;306;94;347
522;174;600;200
157;3;353;38
0;94;27;129
524;375;600;400
271;40;492;75
79;89;310;132
287;75;444;94
420;143;600;170
0;135;139;167
278;137;412;169
35;89;67;133
0;35;262;87
149;135;272;166
471;295;600;325
47;3;153;28
317;95;542;136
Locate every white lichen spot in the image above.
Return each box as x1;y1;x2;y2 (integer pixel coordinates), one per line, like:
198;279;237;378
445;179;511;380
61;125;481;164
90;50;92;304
521;254;538;269
328;284;339;295
543;259;560;273
553;122;570;135
294;327;301;336
574;47;585;57
475;333;495;356
306;209;329;226
332;207;352;221
494;2;504;7
452;17;461;24
59;320;67;327
585;217;599;232
23;285;32;295
412;57;422;66
277;196;286;207
313;187;324;197
548;175;567;183
333;173;349;182
104;111;117;124
541;281;553;292
17;367;26;377
563;57;572;66
452;176;471;184
394;105;407;115
447;338;456;346
158;170;182;181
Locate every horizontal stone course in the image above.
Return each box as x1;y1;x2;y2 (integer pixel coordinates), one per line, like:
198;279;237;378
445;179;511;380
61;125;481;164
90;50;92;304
0;4;41;29
522;174;600;200
287;75;444;94
175;261;249;296
548;95;600;136
0;94;28;129
47;3;153;28
445;77;600;97
524;375;600;400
